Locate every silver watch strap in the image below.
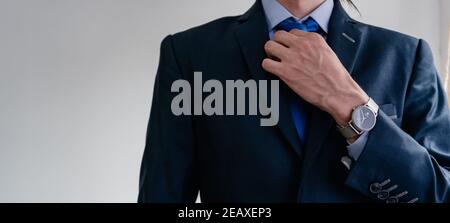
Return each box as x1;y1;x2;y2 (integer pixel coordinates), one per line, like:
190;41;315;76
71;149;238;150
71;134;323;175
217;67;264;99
366;98;379;116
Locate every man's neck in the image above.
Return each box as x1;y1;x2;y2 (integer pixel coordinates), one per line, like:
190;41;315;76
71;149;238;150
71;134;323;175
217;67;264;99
277;0;326;18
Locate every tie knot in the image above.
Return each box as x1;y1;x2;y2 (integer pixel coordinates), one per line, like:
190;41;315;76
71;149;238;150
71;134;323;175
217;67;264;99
276;17;321;33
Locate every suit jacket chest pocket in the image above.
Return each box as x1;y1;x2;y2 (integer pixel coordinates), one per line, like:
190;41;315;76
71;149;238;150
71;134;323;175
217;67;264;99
379;103;401;126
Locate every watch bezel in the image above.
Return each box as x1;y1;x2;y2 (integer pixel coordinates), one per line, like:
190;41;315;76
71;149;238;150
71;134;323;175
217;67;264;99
337;98;379;139
351;105;377;132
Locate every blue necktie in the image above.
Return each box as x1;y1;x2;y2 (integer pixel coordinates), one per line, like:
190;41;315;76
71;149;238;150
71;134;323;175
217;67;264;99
275;17;322;145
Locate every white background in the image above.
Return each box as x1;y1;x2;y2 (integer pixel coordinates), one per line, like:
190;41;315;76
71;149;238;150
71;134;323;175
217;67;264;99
0;0;449;202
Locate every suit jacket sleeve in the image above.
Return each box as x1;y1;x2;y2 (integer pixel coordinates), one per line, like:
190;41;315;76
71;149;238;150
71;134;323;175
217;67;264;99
138;35;198;203
345;39;450;203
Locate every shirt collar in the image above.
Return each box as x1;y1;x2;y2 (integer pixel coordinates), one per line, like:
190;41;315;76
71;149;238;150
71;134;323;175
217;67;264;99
261;0;334;33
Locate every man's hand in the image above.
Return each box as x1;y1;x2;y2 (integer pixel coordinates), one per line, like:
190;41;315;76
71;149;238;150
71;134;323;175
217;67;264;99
262;30;369;126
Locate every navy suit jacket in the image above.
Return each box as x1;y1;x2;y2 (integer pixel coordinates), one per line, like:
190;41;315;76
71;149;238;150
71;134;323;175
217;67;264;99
138;0;450;203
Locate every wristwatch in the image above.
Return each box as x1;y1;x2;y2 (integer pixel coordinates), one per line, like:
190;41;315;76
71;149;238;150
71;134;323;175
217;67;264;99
337;98;379;139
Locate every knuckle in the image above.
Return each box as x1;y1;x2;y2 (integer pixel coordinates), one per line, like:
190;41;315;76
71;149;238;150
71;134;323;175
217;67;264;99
262;59;271;67
264;41;273;51
293;37;303;44
310;32;323;41
274;31;284;40
292;38;304;48
290;29;301;35
263;59;277;70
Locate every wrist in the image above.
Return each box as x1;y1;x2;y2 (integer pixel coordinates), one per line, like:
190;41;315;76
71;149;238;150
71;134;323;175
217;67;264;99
328;89;369;126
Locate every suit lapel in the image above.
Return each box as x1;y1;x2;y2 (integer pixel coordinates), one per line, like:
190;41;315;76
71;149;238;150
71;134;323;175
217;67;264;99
234;0;303;158
301;0;364;175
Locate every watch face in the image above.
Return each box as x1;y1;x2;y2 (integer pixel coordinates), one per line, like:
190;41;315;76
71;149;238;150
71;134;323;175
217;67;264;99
352;106;377;131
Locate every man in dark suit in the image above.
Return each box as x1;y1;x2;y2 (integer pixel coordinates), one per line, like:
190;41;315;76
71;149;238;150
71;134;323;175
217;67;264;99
138;0;450;203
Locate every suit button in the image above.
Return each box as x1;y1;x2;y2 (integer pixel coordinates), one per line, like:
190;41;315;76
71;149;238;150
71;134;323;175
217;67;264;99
377;190;390;200
369;179;391;194
370;183;382;194
386;197;399;204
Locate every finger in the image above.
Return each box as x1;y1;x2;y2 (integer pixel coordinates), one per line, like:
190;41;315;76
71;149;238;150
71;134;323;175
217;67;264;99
264;40;289;61
273;30;297;47
262;58;284;76
289;29;308;37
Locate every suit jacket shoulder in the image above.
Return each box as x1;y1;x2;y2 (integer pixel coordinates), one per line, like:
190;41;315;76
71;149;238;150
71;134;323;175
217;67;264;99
170;16;241;52
354;20;421;57
161;16;246;79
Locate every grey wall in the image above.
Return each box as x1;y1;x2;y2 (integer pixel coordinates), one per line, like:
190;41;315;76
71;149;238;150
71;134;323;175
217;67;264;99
0;0;446;203
353;0;443;72
439;0;450;92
